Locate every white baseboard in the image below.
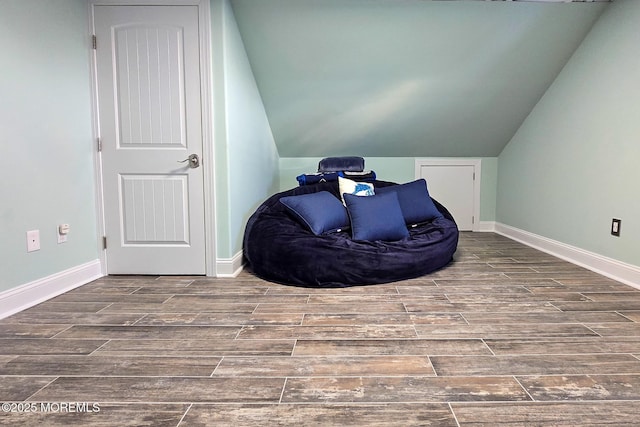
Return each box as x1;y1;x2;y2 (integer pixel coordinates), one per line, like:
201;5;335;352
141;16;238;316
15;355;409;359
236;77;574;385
494;223;640;289
0;259;103;320
478;221;496;232
216;251;244;277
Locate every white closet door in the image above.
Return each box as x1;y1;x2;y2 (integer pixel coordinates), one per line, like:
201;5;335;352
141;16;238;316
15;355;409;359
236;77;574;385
95;5;206;274
417;160;480;231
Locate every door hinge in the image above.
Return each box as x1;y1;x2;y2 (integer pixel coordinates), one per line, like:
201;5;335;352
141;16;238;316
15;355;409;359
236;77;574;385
472;216;475;224
102;236;107;250
92;35;97;50
97;137;102;152
473;172;476;181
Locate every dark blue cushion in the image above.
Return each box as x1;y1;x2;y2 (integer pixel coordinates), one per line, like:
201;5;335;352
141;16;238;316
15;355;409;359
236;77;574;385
318;156;364;172
280;191;349;235
296;171;343;186
344;192;409;242
376;179;443;225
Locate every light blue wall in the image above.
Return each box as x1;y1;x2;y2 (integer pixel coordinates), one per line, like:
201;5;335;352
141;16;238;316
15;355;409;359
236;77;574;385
0;0;98;292
480;157;498;223
212;0;279;259
232;0;606;159
279;157;498;222
497;0;640;267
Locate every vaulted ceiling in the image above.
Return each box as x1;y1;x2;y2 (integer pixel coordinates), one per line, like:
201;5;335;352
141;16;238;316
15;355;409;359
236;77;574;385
230;0;608;157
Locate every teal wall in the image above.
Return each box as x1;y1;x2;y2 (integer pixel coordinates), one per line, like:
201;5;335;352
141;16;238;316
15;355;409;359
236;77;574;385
479;157;498;223
497;0;640;267
280;157;498;222
211;0;279;259
232;0;606;159
0;0;98;292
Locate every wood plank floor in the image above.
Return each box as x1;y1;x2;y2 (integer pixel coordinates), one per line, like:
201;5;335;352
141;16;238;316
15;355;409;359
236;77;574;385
1;232;640;426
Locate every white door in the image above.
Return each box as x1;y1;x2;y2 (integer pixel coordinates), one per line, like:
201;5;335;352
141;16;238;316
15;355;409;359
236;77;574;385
95;5;206;274
417;160;479;231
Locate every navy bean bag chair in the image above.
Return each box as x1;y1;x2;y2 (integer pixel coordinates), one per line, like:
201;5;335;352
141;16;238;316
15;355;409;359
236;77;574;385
243;179;459;288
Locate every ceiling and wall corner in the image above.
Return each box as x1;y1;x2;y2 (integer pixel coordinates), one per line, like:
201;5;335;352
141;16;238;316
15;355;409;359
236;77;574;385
496;0;640;271
211;0;280;261
229;0;640;284
1;0;630;306
230;0;608;158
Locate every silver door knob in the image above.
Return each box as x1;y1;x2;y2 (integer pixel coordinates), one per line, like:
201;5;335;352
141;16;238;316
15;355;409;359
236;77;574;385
178;154;200;168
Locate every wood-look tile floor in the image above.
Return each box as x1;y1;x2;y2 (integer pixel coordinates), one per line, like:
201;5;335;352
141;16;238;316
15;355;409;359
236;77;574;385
2;232;640;426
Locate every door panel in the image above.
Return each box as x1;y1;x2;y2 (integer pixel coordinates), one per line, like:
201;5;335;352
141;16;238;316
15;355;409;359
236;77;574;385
419;164;476;231
95;5;205;274
114;24;186;147
120;174;189;245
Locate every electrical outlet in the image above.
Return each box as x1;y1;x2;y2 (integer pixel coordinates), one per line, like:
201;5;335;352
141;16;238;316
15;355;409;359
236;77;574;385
611;218;621;237
26;230;41;252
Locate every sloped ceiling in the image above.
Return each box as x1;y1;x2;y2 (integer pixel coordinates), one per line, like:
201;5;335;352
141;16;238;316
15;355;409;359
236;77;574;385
230;0;608;157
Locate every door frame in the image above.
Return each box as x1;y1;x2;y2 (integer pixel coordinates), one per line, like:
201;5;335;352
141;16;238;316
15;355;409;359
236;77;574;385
88;0;217;276
415;158;482;232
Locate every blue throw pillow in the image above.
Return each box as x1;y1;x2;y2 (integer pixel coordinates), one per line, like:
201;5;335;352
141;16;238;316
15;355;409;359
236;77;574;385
343;192;409;242
376;179;443;225
280;191;349;235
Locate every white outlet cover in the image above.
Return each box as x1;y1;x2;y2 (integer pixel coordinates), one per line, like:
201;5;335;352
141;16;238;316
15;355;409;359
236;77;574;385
27;230;41;252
